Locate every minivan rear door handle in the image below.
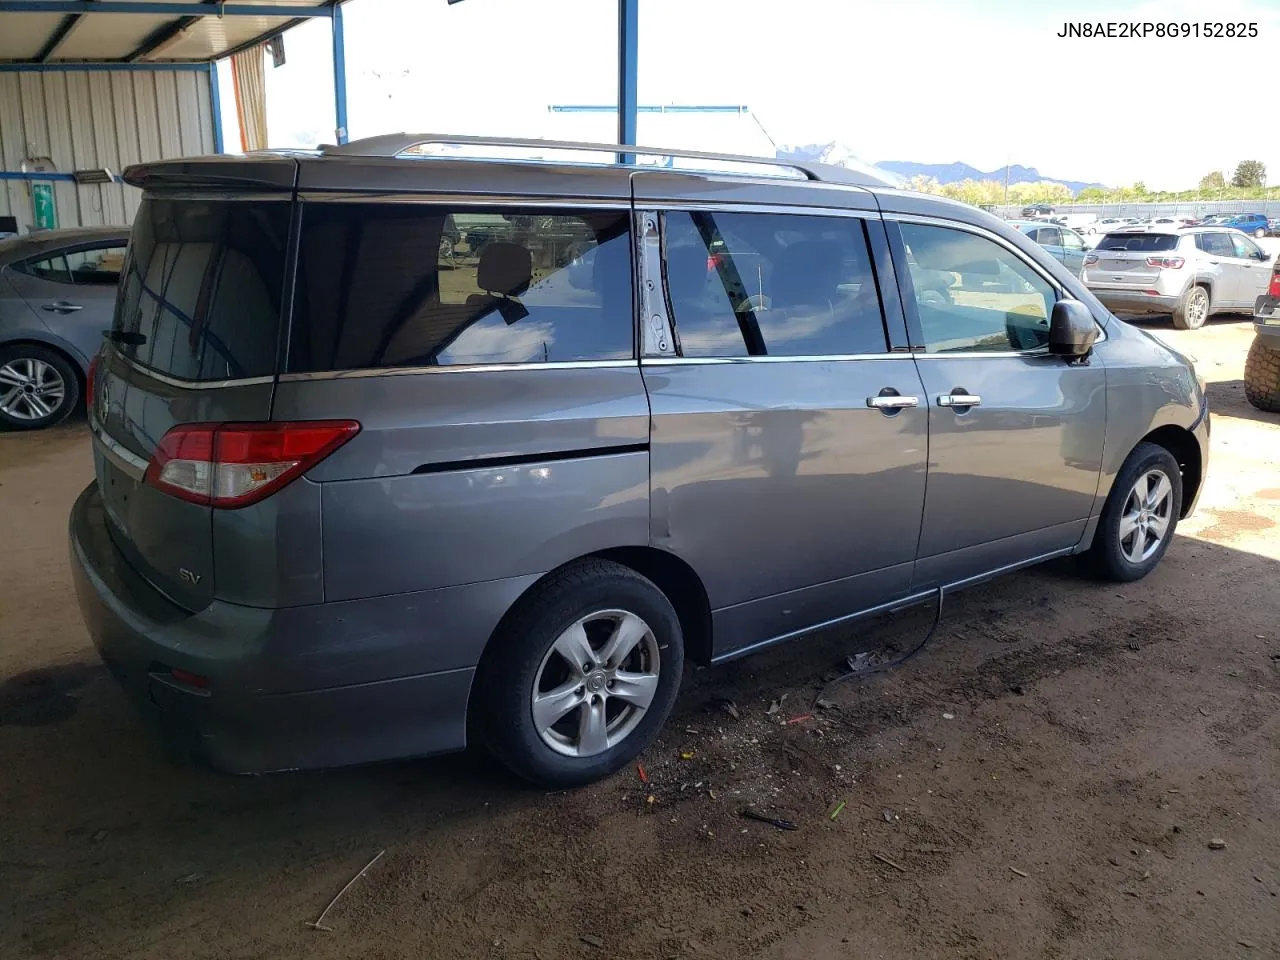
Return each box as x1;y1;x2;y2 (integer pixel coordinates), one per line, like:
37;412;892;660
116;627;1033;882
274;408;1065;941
41;300;83;313
938;393;982;408
866;395;919;410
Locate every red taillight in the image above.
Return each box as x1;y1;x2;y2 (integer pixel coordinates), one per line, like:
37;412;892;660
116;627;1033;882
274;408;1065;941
144;420;360;508
85;354;99;422
1084;254;1098;266
1145;256;1184;269
1269;272;1280;298
169;668;209;689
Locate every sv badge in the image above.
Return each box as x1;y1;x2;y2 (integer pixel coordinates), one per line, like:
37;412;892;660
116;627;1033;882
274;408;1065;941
178;568;202;585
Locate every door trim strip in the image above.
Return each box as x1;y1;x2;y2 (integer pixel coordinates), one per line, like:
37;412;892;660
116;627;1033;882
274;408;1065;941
709;546;1077;665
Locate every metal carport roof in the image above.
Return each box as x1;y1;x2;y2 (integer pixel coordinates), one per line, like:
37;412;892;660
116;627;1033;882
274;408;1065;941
0;1;335;65
0;0;639;154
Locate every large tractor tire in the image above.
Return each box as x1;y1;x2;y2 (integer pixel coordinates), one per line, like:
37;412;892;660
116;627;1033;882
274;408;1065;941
1244;334;1280;413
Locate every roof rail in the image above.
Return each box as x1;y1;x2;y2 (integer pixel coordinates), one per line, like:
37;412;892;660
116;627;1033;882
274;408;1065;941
317;133;897;189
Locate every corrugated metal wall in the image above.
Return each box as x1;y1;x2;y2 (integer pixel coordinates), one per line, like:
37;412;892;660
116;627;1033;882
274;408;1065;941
0;69;214;231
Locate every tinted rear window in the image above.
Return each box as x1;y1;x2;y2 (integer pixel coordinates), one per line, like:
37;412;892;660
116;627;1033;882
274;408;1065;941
287;203;633;372
112;198;289;381
1095;233;1179;252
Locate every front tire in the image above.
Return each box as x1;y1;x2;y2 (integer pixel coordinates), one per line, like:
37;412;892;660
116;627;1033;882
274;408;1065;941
1082;442;1182;582
1244;335;1280;412
0;344;80;430
1171;285;1209;330
476;559;684;788
1255;227;1266;239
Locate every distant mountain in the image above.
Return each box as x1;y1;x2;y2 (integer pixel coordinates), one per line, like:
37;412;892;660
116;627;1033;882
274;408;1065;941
875;159;1106;195
775;143;906;186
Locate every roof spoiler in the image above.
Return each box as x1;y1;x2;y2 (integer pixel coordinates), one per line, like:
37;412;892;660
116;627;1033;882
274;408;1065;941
122;155;299;191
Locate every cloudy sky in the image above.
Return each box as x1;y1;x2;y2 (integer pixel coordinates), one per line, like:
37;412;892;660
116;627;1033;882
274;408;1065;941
252;0;1280;190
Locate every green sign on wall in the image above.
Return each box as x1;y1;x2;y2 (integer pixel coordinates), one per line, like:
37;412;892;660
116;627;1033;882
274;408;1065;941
31;182;57;231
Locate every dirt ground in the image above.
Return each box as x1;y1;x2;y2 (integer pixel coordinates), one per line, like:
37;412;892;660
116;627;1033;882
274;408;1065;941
2;317;1278;960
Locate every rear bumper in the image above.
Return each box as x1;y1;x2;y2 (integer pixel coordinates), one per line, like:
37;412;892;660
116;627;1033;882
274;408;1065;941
69;482;533;773
1089;289;1179;314
1256;296;1280;344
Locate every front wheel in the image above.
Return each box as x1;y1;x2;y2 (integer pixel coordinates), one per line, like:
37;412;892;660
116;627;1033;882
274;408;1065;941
476;559;684;788
1255;227;1266;238
1082;442;1182;582
1171;285;1209;330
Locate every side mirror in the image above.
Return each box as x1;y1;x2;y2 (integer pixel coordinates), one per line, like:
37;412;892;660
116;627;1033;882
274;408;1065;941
1049;299;1097;360
1256;250;1270;262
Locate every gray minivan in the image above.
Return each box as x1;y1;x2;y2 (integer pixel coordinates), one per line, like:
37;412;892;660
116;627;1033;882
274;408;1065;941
70;136;1209;787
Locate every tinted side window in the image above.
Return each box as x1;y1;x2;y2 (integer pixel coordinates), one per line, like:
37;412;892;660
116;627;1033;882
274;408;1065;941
900;223;1056;354
16;254;71;284
1061;230;1083;251
289;205;633;371
662;210;888;358
66;245;127;285
1230;233;1261;259
113;198;289;381
1195;232;1234;257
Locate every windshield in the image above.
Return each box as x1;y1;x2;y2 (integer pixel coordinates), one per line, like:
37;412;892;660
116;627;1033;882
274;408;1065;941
1095;233;1180;252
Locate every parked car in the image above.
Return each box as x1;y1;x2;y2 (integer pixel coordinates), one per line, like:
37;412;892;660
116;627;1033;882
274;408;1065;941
1007;220;1089;276
69;136;1209;788
1021;203;1056;218
1085;217;1127;235
1050;214;1097;233
1083;228;1275;329
1245;256;1280;410
1266;217;1280;238
1217;213;1270;238
0;226;130;429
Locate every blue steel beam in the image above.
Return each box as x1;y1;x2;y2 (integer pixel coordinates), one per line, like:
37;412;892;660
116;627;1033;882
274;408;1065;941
616;0;637;163
331;0;347;144
0;61;208;71
208;61;223;153
0;2;333;15
551;105;749;114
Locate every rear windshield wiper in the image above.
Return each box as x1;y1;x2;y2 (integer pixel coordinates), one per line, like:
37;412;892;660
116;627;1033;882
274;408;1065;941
105;330;147;345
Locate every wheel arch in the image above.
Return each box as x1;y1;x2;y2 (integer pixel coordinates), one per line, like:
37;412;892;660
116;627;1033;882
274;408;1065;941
1139;424;1203;518
1;335;90;385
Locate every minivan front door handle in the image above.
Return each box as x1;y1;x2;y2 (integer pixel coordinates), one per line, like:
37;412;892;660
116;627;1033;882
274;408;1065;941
937;393;982;408
866;394;920;410
41;301;83;313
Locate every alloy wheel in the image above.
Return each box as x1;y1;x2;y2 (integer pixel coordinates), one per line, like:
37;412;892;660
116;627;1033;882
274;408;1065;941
1118;468;1173;564
531;609;661;758
0;357;66;421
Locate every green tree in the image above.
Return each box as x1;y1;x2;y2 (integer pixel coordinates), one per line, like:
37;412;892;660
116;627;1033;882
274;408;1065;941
1199;171;1225;191
908;174;941;195
1232;160;1267;188
1076;187;1107;202
1131;181;1148;197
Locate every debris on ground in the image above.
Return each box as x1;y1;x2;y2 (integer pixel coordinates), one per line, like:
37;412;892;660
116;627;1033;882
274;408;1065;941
872;852;908;873
636;763;648;784
175;872;205;885
829;801;846;821
882;808;895;823
1010;867;1028;878
786;713;813;725
580;934;604;949
679;750;696;761
766;694;787;715
741;808;797;831
942;712;956;720
1208;838;1227;850
91;829;107;842
306;849;386;933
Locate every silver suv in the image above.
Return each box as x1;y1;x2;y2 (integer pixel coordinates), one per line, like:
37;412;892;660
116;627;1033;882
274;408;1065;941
1083;227;1275;329
70;135;1209;787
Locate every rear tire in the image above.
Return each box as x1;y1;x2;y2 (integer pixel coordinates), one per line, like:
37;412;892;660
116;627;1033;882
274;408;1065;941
0;344;80;431
1082;442;1182;582
476;559;684;788
1255;227;1266;239
1171;285;1209;330
1244;336;1280;412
